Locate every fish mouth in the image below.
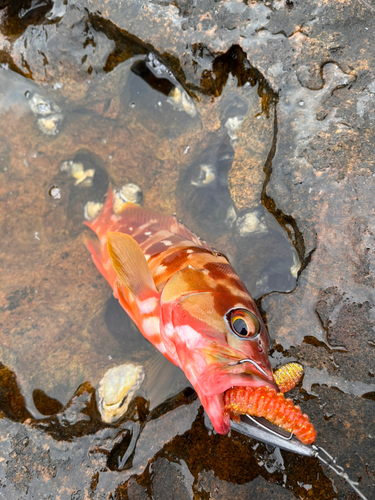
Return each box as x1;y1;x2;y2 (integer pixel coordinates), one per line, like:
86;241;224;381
196;356;278;399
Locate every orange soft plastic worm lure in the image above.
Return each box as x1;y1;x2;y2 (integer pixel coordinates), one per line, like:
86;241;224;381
224;385;317;445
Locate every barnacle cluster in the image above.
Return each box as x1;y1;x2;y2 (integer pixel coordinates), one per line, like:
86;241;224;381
60;160;95;187
28;92;64;136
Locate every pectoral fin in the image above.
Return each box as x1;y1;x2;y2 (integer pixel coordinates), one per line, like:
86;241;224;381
107;231;157;299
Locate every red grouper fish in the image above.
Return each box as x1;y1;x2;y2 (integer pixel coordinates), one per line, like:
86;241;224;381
85;188;316;445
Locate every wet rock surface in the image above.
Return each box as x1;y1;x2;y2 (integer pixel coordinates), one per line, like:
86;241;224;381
0;0;375;499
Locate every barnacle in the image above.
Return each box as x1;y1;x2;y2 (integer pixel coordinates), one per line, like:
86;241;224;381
113;183;143;214
96;363;145;423
236;210;268;236
84;201;104;221
224;385;316;444
190;164;216;187
167;86;197;118
28;93;64;135
60;160;95;186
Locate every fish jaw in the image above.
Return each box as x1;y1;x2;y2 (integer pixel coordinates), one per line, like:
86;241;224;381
195;357;279;434
197;358;278;398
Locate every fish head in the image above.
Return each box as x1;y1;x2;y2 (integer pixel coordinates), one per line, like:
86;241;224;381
161;267;278;432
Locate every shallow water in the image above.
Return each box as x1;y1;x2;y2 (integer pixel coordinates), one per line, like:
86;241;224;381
0;2;373;500
0;28;297;414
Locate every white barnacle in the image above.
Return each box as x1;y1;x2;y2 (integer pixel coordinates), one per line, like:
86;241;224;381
225;116;244;146
119;183;143;205
29;93;62;116
191;164;216;187
167;86;197;118
37;113;64;136
74;168;95;186
236;211;268;236
83;201;104;221
162;240;173;246
29;93;64;136
113;183;143;213
97;363;145;424
60;160;94;186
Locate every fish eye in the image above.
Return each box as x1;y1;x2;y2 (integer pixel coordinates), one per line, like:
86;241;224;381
227;309;260;339
233;317;248;336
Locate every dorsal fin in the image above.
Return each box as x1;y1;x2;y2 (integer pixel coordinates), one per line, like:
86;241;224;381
85;187;213;251
117;201;212;251
107;232;158;299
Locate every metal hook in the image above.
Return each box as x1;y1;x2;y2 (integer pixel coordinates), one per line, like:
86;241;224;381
237;358;269;378
246;415;294;441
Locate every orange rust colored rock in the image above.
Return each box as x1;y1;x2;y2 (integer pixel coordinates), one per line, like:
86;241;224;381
224;385;316;445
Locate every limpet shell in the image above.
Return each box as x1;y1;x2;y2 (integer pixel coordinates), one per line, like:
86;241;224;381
97;363;145;424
